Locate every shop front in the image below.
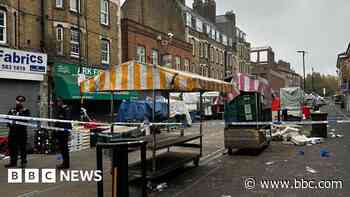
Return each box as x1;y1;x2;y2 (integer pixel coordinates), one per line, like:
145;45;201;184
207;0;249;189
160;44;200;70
52;63;139;121
0;47;47;117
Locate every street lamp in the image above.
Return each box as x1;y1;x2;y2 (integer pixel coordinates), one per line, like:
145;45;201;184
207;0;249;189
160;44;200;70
297;50;307;90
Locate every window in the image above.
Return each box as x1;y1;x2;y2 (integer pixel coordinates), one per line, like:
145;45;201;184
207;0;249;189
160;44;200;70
70;0;80;13
101;39;110;64
199;42;203;57
70;28;80;57
196;18;203;32
151;49;158;65
136;45;146;63
0;10;6;44
210;47;214;62
204;43;208;58
211;28;215;39
56;0;63;8
206;24;211;35
186;12;192;27
191;38;195;56
162;54;172;68
175;56;181;70
184;59;189;71
56;26;64;55
100;0;109;25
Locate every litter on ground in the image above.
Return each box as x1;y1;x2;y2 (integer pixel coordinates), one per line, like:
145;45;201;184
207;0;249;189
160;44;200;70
306;166;318;174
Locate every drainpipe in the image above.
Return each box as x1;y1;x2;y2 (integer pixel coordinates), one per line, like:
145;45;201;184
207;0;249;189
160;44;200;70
17;0;20;48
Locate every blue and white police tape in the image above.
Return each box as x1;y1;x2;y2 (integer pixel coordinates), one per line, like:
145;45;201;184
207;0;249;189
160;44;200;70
0;118;73;133
0;114;184;129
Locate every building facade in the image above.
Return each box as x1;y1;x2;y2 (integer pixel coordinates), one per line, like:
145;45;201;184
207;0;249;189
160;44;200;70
216;12;251;74
121;18;193;71
122;0;239;79
0;0;122;118
250;46;302;95
336;43;350;111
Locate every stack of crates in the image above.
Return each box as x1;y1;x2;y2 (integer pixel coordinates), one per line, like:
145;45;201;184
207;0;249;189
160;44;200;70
69;132;90;152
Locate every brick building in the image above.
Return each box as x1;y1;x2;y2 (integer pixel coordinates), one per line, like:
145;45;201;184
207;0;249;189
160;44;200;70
0;0;122;118
216;12;251;74
336;43;350;111
250;46;302;95
122;0;238;79
121;18;193;71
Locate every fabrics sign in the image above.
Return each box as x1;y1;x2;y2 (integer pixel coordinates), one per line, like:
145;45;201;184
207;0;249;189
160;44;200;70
0;47;47;74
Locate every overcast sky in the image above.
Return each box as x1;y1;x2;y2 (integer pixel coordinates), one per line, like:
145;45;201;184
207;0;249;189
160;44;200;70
121;0;350;76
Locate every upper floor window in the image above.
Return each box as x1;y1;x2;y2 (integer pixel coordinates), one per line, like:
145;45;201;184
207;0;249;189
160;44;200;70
151;49;159;65
70;28;80;57
204;43;208;58
101;39;110;64
190;38;195;56
175;56;181;70
186;12;192;27
0;10;6;44
136;45;146;63
70;0;80;13
56;26;64;55
100;0;109;25
56;0;64;8
184;58;189;72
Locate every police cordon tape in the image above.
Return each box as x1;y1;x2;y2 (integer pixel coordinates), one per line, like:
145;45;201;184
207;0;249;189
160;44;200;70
192;119;350;126
0;114;183;133
1;113;349;133
0;118;74;133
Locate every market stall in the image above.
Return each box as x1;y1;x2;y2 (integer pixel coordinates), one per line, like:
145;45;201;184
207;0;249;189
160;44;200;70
80;61;238;179
224;73;273;153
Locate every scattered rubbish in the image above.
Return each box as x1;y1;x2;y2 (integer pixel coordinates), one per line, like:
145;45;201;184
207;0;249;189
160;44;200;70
308;137;324;145
281;141;294;145
336;134;344;138
298;150;305;155
291;135;309;146
265;160;288;165
329;132;336;138
0;154;4;160
306;166;318;174
156;182;168;192
221;195;232;197
265;161;275;165
320;149;330;157
330;129;336;132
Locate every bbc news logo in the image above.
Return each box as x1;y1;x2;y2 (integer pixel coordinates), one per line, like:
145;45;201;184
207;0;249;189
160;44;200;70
8;169;102;183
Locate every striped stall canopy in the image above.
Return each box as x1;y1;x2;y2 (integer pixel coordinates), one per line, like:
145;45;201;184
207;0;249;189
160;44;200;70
80;61;239;94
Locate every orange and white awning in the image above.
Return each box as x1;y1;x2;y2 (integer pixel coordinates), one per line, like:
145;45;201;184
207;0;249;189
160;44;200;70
80;61;238;94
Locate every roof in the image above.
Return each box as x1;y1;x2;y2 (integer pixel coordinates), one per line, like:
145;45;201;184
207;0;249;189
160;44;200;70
251;46;272;51
215;15;228;23
80;61;239;94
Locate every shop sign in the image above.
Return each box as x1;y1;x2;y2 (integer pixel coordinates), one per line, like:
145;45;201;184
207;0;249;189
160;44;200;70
0;47;47;74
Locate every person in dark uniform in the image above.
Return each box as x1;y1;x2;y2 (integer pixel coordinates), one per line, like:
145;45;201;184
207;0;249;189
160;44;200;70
54;97;72;169
5;96;31;168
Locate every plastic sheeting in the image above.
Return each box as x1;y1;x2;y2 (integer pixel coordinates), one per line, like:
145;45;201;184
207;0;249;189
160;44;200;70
280;87;305;117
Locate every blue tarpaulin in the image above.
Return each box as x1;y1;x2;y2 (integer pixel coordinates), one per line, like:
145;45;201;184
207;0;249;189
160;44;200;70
116;100;168;122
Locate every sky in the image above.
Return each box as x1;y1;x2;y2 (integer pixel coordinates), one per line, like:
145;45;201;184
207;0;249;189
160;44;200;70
120;0;350;76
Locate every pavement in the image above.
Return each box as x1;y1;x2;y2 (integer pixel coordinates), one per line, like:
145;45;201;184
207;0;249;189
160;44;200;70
0;103;349;197
150;103;350;197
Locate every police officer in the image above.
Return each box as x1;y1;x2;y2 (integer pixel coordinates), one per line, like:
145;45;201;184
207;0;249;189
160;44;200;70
54;97;72;169
5;96;31;168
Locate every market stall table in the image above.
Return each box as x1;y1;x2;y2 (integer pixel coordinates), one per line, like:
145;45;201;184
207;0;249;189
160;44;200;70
80;61;239;179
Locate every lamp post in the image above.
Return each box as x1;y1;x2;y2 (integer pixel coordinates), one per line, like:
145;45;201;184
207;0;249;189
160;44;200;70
297;50;307;90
